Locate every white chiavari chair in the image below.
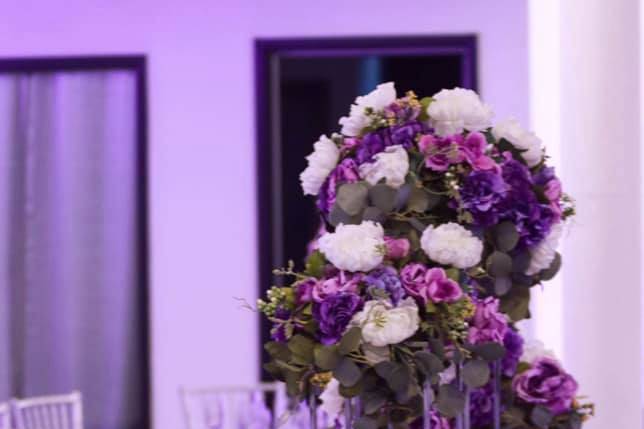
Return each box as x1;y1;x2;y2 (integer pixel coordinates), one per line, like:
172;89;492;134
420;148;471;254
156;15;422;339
0;402;10;429
11;391;83;429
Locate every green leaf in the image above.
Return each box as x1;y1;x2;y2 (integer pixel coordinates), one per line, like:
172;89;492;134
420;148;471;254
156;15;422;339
428;338;445;359
530;406;553;428
304;250;326;278
264;342;291;361
468;342;506;361
336;183;369;216
492;221;520;252
494;276;513;296
436;384;465;418
328;204;361;226
339;377;364;397
413;351;444;376
445;268;460;281
369;184;398;213
386;363;411;396
418;97;433;122
539;252;562;281
362;206;386;223
354;416;380;429
288;335;314;364
395;184;412;210
407;188;431;213
408;218;427;232
314;345;341;370
462;360;491;388
339;327;363;355
487;251;513;277
262;361;282;379
500;285;531;322
334;357;362;387
284;369;302;397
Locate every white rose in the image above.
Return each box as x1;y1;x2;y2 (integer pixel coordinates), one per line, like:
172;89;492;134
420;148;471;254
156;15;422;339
339;82;397;136
525;222;563;275
427;87;493;137
358;145;409;188
521;340;557;364
350;298;420;347
319;378;343;420
318;221;385;272
492;118;543;167
420;223;483;269
299;135;340;196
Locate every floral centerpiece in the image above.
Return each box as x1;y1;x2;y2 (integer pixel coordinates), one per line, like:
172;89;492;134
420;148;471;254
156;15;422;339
257;83;593;429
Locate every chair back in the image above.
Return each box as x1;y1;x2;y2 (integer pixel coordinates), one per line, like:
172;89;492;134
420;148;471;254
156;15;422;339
0;402;10;429
11;391;83;429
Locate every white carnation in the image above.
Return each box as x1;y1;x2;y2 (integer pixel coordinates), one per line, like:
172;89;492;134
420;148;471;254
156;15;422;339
358;145;409;188
492;118;543;167
427;87;493;136
318;221;385;272
319;378;343;420
421;223;483;269
339;82;397;136
521;340;557;364
299;135;340;196
525;222;563;275
350;298;420;347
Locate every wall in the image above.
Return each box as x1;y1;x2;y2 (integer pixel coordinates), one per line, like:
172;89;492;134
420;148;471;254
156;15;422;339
0;1;529;428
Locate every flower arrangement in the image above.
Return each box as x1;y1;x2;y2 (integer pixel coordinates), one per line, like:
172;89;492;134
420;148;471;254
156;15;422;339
258;83;593;429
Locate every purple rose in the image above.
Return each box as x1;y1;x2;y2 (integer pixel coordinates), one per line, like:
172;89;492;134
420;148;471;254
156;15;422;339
501;156;533;191
312;271;362;303
364;266;406;305
418;134;464;171
459;170;508;226
401;264;462;304
313;293;362;345
512;357;578;414
355;128;391;164
502;329;524;377
468;297;508;344
459;132;498;171
390;121;426;148
469;383;498;427
384;236;410;260
317;158;360;213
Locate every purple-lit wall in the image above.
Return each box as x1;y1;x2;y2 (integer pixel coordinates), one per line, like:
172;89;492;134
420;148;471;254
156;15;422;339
0;1;528;429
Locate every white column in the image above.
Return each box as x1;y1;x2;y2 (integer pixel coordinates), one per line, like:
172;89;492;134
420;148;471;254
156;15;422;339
559;0;642;428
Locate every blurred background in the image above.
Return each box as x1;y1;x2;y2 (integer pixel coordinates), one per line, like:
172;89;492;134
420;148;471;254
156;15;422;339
0;0;642;428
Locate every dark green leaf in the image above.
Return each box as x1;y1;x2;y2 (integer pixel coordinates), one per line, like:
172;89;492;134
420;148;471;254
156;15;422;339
328;204;361;226
374;361;397;380
428;338;445;359
336;183;369;215
395;184;412;210
369;184;398;213
304;250;326;278
262;361;282;379
362;206;386;223
407;188;431;212
264;341;291;361
408;218;427;232
512;250;531;273
314;345;341;370
284;370;301;397
492;221;520;252
539;252;562;281
361;390;389;415
418;97;433;122
288;335;314;364
462;360;491;388
334;357;362;387
469;342;506;361
339;377;364;397
339;327;363;355
435;384;465;418
487;251;513;277
414;351;444;376
530;406;553;428
500;285;531;322
494;276;513;296
354;416;380;429
387;363;411;396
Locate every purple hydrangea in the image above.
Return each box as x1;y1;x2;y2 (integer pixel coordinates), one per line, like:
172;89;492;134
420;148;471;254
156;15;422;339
355;121;426;164
468;297;508;344
364;266;406;305
313;293;362;345
459;170;508;226
502;329;524;377
469;383;498;428
512;357;578;414
317;158;360;213
390;121;426;148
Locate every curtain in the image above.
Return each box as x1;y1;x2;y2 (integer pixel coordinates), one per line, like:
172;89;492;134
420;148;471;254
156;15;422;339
0;70;147;429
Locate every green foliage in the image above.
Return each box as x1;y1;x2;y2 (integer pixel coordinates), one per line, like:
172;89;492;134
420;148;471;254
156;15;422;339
334;357;362;387
336;182;369;215
492;221;520;252
304;250;326;278
339;327;363;355
540;252;562;281
413;351;444;376
500;285;531;322
468;342;507;361
531;405;554;428
314;344;341;370
435;384;465;418
462;359;491;388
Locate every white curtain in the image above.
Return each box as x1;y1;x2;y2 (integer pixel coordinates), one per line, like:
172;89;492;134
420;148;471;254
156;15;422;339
0;70;147;429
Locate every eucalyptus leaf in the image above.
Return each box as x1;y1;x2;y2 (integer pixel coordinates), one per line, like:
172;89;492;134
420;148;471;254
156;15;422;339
288;335;314;364
265;341;291;361
387;363;411;396
361;390;388;415
339;378;364;397
304;250;326;278
314;345;341;370
500;285;531;322
530;406;553;428
328;204;361;226
362;206;386;223
408;218;427;232
414;351;444;376
494;276;513;296
407;188;431;213
334;357;362;387
428;338;445;359
487;251;513;277
336;182;369;215
539;252;562;281
354;416;380;429
469;342;506;361
369;184;398;213
374;361;396;380
462;360;491;388
395;184;412;210
492;221;520;252
339;327;363;355
284;369;301;397
436;384;465;418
